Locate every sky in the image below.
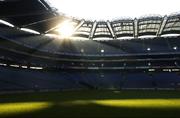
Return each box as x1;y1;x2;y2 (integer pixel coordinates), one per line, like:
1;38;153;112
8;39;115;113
48;0;180;20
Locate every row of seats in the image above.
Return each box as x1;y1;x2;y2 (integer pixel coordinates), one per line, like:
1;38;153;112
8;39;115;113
0;66;180;91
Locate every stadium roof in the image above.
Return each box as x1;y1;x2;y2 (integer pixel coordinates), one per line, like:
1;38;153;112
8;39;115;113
0;0;180;40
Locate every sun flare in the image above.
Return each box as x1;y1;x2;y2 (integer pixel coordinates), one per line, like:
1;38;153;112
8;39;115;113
56;21;75;38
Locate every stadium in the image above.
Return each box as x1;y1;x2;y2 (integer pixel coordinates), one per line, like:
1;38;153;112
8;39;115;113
0;0;180;117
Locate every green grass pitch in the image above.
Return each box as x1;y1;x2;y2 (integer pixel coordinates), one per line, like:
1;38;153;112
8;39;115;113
0;90;180;118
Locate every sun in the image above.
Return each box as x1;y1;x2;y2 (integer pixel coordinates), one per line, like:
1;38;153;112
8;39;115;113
56;21;75;38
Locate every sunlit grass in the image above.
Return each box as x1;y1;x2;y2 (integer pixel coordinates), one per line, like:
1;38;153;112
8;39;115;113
64;99;180;108
1;91;180;117
93;99;180;108
0;102;51;116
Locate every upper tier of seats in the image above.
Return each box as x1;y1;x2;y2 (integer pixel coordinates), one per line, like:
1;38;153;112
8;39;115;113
0;27;180;56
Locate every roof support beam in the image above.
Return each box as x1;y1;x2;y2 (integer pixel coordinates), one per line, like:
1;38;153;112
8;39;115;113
0;11;54;18
107;20;116;39
45;19;84;34
89;21;97;39
38;0;49;10
45;24;59;34
22;16;59;27
74;19;85;32
156;16;168;36
39;0;54;10
134;18;138;38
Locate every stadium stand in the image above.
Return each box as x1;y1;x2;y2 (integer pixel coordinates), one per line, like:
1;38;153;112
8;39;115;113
0;0;180;92
0;65;180;91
